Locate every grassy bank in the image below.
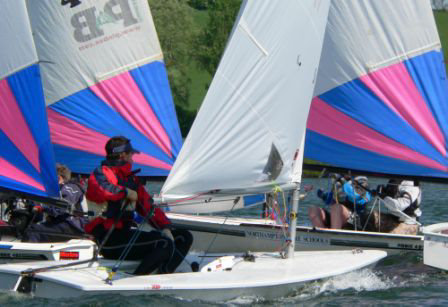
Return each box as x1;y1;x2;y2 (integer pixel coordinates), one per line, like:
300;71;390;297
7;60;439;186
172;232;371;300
434;10;448;70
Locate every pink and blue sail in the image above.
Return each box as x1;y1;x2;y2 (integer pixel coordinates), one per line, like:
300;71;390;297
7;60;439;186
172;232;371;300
48;61;181;176
0;1;59;198
27;0;182;176
305;0;448;178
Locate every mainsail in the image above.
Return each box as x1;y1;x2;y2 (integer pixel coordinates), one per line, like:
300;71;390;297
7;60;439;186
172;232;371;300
0;1;59;198
27;0;182;176
306;0;448;178
162;0;330;199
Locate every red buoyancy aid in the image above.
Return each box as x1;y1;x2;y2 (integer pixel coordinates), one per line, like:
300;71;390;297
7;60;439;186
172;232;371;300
85;160;171;233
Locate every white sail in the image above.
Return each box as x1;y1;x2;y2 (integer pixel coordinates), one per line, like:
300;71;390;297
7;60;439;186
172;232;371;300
162;0;330;199
27;0;162;106
0;1;37;80
291;131;306;184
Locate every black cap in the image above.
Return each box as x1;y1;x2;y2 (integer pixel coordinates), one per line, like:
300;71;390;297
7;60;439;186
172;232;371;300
111;141;140;154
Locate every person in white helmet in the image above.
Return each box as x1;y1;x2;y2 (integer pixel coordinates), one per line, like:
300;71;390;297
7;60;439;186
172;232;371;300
369;179;421;234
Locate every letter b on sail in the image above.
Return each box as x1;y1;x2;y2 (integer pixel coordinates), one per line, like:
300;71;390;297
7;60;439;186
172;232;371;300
71;0;138;43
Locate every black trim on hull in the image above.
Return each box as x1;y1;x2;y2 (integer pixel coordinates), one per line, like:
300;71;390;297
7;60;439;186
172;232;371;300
171;223;246;237
330;239;422;251
0;253;48;260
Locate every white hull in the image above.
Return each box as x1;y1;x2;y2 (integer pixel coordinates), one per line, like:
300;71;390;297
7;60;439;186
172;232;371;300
0;250;386;300
423;223;448;270
0;239;95;263
167;213;423;255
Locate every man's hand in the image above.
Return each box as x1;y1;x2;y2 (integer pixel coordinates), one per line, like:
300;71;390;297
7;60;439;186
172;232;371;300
126;188;138;202
162;228;174;241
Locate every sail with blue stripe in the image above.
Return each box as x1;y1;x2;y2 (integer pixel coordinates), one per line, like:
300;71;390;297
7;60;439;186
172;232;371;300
27;0;182;176
305;0;448;178
0;1;59;198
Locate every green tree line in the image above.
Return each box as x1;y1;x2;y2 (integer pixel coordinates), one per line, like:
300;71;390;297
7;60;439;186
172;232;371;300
148;0;242;137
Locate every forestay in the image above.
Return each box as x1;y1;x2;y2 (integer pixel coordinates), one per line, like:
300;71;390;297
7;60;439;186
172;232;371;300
0;1;59;198
27;0;182;176
306;0;448;177
162;0;330;200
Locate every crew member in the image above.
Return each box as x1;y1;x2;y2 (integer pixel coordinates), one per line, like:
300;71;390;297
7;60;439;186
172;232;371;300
86;136;193;275
23;164;87;242
372;179;421;234
309;174;371;229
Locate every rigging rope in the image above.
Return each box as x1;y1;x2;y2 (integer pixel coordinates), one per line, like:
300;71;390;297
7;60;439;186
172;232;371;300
198;199;239;268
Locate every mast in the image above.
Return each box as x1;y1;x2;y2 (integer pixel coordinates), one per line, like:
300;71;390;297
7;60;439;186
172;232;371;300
287;186;301;258
287;132;306;258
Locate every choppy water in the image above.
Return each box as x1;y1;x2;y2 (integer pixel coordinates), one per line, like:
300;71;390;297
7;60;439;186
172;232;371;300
1;178;448;306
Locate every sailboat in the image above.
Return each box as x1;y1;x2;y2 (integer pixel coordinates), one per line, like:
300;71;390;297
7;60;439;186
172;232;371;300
31;0;264;212
422;223;448;270
166;0;447;255
0;0;385;300
0;0;258;264
0;0;95;262
306;0;448;267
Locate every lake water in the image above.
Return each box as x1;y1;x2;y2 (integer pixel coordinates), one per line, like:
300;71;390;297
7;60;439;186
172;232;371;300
1;177;448;306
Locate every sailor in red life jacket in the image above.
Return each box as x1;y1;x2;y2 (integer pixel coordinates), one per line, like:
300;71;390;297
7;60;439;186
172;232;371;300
85;136;193;275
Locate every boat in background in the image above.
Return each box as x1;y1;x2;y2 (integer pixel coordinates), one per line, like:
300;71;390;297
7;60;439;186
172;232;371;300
0;0;94;262
0;0;385;299
305;0;448;264
422;223;448;270
306;1;448;178
167;0;446;255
